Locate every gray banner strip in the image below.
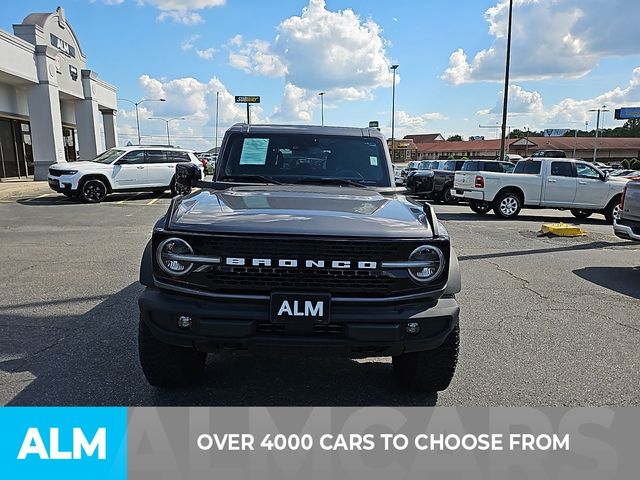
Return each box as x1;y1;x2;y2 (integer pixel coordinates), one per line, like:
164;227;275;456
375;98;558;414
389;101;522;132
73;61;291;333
127;407;638;480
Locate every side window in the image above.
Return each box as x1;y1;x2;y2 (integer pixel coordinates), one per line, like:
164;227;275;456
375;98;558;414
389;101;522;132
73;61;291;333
576;163;600;179
118;150;146;165
483;162;501;173
550;162;574;177
442;161;456;171
145;150;167;164
166;151;191;163
501;163;515;173
514;161;542;175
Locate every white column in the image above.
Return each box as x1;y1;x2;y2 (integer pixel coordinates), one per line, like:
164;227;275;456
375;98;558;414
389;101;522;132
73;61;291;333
27;45;65;181
75;98;102;159
102;109;118;149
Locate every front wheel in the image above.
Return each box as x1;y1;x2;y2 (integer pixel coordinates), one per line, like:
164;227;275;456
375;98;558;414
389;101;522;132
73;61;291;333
393;324;459;393
604;198;622;224
80;178;108;203
138;316;206;387
493;191;522;219
469;200;492;215
570;209;593;219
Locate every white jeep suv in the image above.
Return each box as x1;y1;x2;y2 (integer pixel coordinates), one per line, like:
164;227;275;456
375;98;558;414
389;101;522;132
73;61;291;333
47;146;204;203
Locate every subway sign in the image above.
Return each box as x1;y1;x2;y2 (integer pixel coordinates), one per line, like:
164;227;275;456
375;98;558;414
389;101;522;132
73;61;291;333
614;107;640;119
235;96;260;103
50;33;76;58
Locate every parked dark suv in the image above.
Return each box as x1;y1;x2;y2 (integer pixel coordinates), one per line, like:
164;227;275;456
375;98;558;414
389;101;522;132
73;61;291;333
137;124;462;394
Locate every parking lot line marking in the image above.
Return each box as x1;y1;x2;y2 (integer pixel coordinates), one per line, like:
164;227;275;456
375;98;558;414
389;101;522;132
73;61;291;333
34;193;57;199
147;197;160;205
117;193;142;204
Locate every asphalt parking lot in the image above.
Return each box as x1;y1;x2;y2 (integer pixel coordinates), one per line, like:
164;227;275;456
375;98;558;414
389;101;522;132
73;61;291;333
1;188;639;406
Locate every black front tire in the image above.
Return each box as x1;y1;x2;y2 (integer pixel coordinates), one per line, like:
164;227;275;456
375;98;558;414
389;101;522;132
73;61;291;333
469;200;492;215
604;197;622;224
570;209;593;219
80;178;108;203
392;324;459;393
138;316;206;387
493;191;522;219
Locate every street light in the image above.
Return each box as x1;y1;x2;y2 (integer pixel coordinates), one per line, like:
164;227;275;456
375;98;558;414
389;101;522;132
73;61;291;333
118;97;166;145
390;64;399;162
148;117;185;146
318;92;325;126
588;105;609;163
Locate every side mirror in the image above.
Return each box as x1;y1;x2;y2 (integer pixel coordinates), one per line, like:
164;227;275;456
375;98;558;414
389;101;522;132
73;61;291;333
174;163;200;195
601;171;609;181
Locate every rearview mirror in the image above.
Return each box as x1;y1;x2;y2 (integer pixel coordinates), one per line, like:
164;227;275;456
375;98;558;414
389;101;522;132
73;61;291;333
174;163;200;195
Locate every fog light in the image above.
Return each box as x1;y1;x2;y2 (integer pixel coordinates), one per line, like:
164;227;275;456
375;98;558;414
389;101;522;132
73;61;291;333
177;315;192;329
406;322;420;335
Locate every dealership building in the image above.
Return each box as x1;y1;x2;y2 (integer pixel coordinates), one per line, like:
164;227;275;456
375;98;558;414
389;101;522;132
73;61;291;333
0;7;118;181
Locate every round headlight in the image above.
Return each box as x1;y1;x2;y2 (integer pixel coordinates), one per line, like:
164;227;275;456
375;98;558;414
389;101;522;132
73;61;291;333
407;245;445;283
156;237;194;276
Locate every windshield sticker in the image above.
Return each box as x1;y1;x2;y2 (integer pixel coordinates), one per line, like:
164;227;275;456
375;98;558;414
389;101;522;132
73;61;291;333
369;156;379;166
240;138;269;165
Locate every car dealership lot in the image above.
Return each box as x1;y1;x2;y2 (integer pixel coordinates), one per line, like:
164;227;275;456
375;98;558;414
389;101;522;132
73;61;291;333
0;194;638;406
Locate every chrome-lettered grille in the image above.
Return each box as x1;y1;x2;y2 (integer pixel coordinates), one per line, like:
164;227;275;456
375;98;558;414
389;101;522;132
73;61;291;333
154;234;449;298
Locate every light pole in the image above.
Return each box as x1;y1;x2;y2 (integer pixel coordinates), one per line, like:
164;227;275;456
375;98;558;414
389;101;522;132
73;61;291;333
118;97;166;145
148;117;185;145
215;91;219;155
499;0;514;162
318;92;325;126
588;105;609;163
390;64;399;162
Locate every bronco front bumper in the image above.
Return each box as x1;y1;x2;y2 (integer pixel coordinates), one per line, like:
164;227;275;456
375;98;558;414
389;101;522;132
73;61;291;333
139;287;460;357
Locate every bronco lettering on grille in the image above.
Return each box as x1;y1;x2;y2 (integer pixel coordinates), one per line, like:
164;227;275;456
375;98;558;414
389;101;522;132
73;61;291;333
224;258;377;269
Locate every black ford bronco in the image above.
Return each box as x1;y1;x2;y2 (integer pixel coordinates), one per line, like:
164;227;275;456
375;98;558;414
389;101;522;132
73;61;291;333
138;124;461;393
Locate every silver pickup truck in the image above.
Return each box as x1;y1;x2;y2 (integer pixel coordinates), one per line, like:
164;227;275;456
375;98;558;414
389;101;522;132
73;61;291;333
614;180;640;241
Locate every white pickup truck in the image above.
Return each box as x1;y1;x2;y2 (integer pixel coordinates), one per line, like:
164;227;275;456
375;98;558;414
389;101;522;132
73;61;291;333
453;158;628;223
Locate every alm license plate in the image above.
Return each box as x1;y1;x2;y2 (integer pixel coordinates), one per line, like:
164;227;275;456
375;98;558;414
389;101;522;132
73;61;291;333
270;293;331;323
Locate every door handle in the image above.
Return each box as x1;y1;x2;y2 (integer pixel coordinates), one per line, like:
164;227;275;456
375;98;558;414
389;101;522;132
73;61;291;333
578;181;587;185
548;179;557;183
136;166;145;169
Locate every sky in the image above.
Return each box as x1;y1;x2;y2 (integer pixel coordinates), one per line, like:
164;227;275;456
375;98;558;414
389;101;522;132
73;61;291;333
3;0;640;151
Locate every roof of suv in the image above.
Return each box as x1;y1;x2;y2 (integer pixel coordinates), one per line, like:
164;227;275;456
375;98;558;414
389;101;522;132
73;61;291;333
227;123;385;140
114;145;195;152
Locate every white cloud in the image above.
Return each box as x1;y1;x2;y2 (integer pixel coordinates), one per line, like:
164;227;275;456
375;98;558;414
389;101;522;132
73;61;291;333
157;10;203;25
116;74;261;150
475;67;640;128
195;47;216;59
390;111;447;138
181;34;200;51
228;40;286;77
442;0;640;85
270;83;318;123
478;84;544;116
228;0;395;107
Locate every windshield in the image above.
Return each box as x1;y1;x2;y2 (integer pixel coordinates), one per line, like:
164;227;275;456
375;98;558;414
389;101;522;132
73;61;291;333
219;134;391;187
92;149;125;164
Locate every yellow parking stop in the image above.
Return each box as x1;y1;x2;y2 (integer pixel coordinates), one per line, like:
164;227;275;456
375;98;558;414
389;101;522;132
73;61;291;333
539;223;587;237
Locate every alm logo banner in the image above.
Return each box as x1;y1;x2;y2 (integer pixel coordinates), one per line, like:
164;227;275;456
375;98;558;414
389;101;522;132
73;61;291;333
0;407;126;478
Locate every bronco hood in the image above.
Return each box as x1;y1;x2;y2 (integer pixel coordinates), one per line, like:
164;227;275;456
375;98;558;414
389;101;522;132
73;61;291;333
165;185;436;238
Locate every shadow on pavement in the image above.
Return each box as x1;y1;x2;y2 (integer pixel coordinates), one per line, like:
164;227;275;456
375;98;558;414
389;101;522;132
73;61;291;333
15;191;173;206
573;266;640;300
436;208;609;225
459;241;633;262
1;282;437;407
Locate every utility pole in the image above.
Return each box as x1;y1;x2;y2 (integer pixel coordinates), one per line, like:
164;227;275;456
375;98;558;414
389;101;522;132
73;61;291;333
148;117;185;146
390;64;399;162
525;126;530;157
215;91;219;155
318;92;325;126
499;0;514;162
589;105;609;163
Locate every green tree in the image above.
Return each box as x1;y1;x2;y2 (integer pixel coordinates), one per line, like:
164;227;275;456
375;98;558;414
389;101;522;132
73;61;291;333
622;159;631;169
447;134;463;142
631;158;640;170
